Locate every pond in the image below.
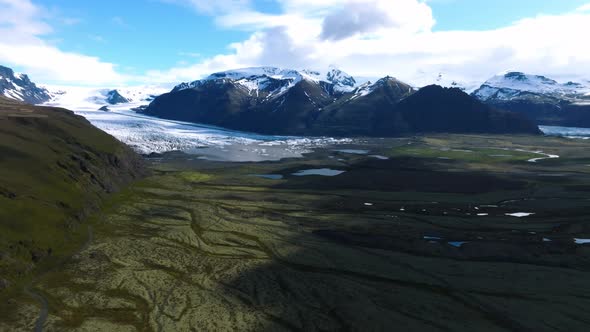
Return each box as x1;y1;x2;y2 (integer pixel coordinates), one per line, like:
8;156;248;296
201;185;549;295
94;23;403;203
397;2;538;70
335;149;370;155
292;168;346;177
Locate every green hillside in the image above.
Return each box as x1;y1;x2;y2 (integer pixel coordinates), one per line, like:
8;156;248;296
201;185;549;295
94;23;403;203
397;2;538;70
0;97;145;296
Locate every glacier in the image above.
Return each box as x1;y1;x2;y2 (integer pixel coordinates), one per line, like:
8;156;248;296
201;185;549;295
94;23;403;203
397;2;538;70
75;110;351;161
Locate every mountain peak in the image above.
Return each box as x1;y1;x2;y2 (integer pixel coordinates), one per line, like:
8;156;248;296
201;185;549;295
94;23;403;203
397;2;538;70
473;71;590;101
374;76;415;94
0;65;51;104
500;71;558;85
106;89;130;105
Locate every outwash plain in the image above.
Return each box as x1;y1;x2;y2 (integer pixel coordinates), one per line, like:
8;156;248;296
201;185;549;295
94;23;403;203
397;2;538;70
3;113;590;331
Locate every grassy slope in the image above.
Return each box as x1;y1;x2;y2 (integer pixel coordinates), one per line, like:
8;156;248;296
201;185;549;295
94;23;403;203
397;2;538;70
0;97;145;297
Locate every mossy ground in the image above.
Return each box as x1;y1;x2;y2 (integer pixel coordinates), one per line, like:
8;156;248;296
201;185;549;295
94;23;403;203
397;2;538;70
3;132;590;331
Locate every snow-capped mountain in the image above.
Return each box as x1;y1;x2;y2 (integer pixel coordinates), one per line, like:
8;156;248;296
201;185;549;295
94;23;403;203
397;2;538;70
410;71;481;93
346;76;414;102
172;66;357;97
472;72;590;128
301;66;357;93
0;65;52;104
473;71;590;102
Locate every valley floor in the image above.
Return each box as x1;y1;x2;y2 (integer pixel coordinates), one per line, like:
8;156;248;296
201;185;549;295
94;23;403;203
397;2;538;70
3;134;590;331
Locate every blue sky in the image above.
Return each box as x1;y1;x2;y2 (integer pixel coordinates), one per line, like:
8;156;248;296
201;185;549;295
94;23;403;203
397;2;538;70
2;0;590;86
429;0;589;30
41;0;250;73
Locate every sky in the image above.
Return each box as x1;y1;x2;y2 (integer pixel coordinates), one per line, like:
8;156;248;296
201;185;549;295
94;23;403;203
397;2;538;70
1;0;590;87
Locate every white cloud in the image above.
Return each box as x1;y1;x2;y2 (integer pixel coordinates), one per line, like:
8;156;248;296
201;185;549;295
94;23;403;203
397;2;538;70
151;0;590;86
0;0;126;85
320;0;434;40
3;0;590;88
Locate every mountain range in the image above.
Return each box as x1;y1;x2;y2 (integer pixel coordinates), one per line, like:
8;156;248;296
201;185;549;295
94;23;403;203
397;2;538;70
4;63;590;134
143;67;540;136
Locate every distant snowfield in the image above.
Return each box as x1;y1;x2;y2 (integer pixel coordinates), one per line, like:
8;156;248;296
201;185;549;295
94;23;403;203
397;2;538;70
75;110;351;161
42;85;169;112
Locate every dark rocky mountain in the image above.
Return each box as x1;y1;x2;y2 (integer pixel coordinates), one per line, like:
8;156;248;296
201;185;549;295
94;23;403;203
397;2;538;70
143;67;541;136
311;77;415;136
473;72;590;127
0;65;52;104
105;89;130;104
396;85;541;134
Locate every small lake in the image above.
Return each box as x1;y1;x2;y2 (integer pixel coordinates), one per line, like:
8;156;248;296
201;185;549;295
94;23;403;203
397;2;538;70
335;149;370;155
292;168;346;176
448;241;468;248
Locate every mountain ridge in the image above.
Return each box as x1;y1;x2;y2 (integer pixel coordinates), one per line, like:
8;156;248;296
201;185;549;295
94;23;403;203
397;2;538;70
472;71;590;127
0;65;52;104
143;67;541;136
3;64;585;131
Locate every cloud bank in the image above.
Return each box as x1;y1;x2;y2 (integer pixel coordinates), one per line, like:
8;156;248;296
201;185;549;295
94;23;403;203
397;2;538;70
0;0;125;85
149;0;590;86
3;0;590;86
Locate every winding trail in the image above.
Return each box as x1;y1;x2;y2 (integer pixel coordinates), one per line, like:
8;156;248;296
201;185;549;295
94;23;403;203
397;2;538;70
24;225;94;332
23;287;48;332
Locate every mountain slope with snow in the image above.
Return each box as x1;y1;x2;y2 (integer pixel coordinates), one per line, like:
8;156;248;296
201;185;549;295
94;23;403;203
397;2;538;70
473;72;590;102
172;66;357;97
472;72;590;128
411;71;481;93
0;65;52;104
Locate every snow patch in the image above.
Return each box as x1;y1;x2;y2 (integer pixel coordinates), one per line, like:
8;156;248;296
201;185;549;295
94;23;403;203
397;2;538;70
505;212;535;218
173;66;358;98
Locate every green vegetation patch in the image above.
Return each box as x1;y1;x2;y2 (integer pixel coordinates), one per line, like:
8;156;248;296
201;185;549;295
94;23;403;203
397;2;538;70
390;144;541;163
177;171;214;183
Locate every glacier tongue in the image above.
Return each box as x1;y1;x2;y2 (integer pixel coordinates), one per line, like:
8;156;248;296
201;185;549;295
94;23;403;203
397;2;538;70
74;109;352;161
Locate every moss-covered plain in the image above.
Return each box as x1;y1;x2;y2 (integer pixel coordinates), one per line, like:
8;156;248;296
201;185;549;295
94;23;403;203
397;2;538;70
3;132;590;331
